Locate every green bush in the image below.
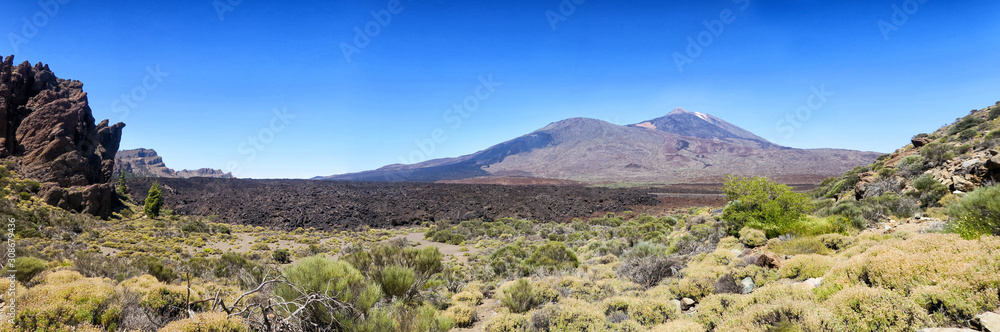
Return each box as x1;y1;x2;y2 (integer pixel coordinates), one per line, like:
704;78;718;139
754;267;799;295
147;258;177;283
525;241;579;272
276;255;382;330
920;143;955;167
181;219;209;233
897;155;926;178
14;257;47;283
500;279;538;314
722;176;813;238
910;175;949;208
947;185;1000;239
738;228;766;248
380;265;416;299
990;105;1000;120
144;181;163;218
860;194;918;221
947;117;985;136
272;249;291;264
489;243;529;277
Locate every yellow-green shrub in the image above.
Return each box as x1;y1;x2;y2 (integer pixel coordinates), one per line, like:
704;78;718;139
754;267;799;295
159;312;248;332
602;296;680;326
826;286;929;332
610;319;644;332
649;319;706;332
484;313;530;332
549;298;608;332
14;270;118;331
739;228;767;248
120;274;202;315
446;304;477;327
778;254;835;281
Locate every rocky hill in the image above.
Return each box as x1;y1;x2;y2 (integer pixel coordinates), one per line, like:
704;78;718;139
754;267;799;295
0;55;125;216
319;108;881;184
816;101;1000;209
115;148;232;179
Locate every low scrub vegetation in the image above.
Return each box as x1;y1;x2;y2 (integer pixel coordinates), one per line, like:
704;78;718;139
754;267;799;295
1;156;999;332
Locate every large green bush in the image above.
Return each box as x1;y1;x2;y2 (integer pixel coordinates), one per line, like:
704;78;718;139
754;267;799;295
489;242;529;277
500;279;538;314
14;257;47;283
525;241;579;272
947;185;1000;239
721;176;812;237
897;155;927;178
910;175;949;208
276;255;383;330
920;143;955;167
344;240;443;301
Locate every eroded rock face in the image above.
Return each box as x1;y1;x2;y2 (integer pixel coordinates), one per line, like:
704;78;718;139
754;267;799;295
0;55;125;217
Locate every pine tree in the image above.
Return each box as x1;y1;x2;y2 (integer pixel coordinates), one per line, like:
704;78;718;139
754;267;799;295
144;182;163;218
116;171;128;196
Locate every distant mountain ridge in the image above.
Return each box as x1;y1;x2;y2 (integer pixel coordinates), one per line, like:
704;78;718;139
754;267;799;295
318;108;882;184
115;148;232;179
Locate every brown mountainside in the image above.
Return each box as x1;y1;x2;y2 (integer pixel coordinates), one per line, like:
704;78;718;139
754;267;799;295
115;148;232;179
320;108;882;184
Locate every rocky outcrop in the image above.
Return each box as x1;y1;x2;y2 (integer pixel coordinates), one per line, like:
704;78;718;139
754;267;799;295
115;148;232;179
0;55;125;217
911;133;932;148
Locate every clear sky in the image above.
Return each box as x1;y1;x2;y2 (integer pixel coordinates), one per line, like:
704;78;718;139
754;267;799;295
3;0;999;179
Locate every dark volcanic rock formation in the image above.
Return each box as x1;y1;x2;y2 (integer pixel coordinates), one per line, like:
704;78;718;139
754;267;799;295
126;177;663;230
0;55;125;216
115;148;232;179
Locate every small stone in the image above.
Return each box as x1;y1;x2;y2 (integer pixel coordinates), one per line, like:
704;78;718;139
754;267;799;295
741;277;755;294
680;298;696;310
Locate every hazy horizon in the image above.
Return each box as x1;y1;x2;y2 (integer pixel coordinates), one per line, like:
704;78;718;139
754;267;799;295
4;0;999;178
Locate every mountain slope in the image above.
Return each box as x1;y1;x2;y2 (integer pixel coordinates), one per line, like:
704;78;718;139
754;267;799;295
816;102;1000;202
115;148;232;179
319;110;882;184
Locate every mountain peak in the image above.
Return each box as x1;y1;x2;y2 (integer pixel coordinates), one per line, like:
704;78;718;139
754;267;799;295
632;109;775;146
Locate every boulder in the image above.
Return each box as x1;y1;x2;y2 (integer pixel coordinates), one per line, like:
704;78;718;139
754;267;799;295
987;155;1000;170
756;252;783;269
912;134;932;147
952;176;976;192
975;312;1000;332
741;277;755;294
0;55;124;217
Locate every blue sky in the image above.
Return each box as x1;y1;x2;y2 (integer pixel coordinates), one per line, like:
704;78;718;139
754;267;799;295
3;0;999;179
